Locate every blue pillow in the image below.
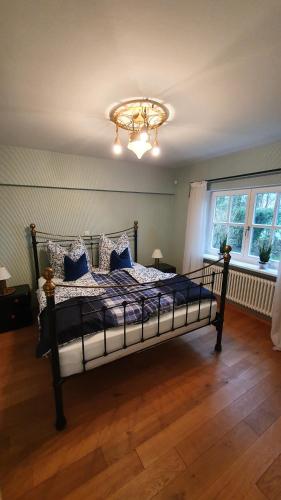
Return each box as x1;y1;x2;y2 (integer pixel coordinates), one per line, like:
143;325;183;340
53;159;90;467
64;252;89;281
110;247;132;271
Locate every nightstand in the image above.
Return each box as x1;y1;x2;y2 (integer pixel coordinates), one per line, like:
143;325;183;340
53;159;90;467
148;263;177;273
0;285;32;333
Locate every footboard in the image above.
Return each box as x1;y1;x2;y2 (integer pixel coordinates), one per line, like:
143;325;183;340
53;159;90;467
41;246;231;430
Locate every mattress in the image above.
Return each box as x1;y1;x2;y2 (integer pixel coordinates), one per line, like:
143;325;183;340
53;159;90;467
59;299;217;377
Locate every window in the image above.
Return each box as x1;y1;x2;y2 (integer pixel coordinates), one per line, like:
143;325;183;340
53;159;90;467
207;187;281;265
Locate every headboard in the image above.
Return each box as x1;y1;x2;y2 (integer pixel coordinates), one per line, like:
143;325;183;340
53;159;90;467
30;221;138;284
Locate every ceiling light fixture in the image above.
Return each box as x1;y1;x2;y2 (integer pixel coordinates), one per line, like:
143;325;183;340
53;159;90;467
109;98;169;160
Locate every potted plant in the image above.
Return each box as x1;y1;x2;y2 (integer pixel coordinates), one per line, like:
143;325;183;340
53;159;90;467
219;235;227;257
258;241;272;269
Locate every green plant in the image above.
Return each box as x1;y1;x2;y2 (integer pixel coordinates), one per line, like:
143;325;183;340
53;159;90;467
219;235;227;254
258;240;272;263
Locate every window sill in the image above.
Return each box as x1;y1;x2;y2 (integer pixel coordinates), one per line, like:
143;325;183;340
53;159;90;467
203;253;277;280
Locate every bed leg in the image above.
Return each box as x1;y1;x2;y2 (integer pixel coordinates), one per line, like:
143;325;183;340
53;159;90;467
215;318;222;353
43;267;67;431
214;245;231;354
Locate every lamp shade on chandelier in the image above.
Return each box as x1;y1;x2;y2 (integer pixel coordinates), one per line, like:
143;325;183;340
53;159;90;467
127;131;152;159
109;98;169;160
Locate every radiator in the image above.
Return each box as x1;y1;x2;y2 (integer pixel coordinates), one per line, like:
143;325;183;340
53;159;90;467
203;264;275;317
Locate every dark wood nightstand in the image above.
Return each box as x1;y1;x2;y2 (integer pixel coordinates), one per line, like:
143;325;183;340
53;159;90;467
148;263;177;273
0;285;32;333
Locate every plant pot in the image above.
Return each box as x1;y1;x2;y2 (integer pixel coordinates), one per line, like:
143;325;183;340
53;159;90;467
259;261;268;269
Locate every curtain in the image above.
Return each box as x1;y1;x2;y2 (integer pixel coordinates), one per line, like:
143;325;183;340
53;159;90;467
271;258;281;350
182;181;208;274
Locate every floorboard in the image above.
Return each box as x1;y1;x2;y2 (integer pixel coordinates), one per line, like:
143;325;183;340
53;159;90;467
1;304;280;499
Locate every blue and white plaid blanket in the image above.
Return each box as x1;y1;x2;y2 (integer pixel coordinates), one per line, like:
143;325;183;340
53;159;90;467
91;269;175;326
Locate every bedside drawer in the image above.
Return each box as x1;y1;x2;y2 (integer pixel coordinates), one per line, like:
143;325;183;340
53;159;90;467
0;285;32;333
0;306;32;333
3;294;30;310
147;263;177;273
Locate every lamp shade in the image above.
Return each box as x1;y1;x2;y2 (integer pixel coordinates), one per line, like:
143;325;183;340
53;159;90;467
0;267;11;280
152;249;163;259
127;132;152;159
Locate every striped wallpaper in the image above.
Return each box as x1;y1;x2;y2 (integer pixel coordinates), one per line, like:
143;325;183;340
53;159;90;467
0;145;176;289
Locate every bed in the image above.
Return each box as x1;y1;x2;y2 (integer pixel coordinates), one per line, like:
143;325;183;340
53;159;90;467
30;221;231;430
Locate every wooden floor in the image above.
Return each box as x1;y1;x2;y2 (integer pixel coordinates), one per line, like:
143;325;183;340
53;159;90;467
1;304;281;499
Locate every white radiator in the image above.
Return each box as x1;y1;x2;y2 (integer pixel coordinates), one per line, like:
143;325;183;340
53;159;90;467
203;264;275;317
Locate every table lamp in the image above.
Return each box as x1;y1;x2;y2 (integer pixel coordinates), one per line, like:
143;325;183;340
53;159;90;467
152;249;163;269
0;267;15;296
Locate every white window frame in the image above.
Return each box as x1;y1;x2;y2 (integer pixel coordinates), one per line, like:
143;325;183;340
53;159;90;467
207;186;281;268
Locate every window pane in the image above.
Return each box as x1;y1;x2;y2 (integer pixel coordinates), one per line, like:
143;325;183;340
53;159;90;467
272;229;281;261
212;224;228;250
228;226;243;253
253;192;276;225
230;194;247;223
276;197;281;225
214;196;230;222
250;228;271;256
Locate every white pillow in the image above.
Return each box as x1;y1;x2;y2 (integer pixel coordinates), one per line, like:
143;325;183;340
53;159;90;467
47;238;91;279
98;233;132;271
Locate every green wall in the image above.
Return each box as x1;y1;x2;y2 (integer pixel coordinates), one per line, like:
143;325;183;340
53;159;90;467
2;139;281;286
0;145;176;288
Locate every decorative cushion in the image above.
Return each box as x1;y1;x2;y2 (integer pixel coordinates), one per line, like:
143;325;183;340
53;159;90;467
110;247;132;271
47;238;90;279
99;233;132;271
64;253;89;281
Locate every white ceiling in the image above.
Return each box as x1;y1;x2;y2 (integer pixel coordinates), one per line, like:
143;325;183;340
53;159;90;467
0;0;281;167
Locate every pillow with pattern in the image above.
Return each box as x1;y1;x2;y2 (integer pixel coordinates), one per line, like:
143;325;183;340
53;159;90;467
99;233;132;271
47;238;90;279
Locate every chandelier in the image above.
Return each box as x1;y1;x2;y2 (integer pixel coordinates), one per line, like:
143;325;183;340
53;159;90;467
109;98;169;159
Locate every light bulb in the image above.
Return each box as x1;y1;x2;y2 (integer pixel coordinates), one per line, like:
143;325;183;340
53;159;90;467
113;132;122;155
113;142;122;155
152;145;160;156
151;129;160;157
152;135;160;157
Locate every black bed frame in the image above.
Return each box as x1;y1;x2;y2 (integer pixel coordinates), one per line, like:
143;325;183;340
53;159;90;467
30;222;231;431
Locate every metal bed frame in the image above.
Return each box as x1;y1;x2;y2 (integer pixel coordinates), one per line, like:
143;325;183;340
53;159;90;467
30;221;231;430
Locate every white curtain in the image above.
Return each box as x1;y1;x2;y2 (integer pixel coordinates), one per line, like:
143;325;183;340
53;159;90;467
182;181;208;274
271;259;281;350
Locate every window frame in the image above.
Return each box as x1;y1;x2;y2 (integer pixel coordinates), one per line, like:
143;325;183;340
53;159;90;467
207;186;281;267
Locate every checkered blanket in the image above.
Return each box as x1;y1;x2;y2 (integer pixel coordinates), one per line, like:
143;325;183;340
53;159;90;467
91;269;176;326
